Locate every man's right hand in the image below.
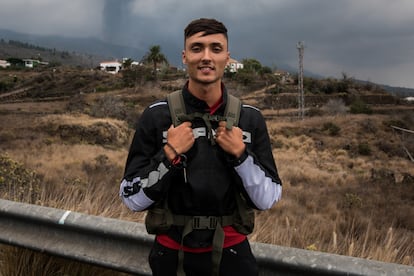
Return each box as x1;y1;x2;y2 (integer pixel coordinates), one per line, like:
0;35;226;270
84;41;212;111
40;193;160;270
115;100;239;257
164;122;195;161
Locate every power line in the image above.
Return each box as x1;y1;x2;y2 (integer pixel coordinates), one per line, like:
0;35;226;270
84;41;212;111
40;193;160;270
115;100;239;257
297;41;305;119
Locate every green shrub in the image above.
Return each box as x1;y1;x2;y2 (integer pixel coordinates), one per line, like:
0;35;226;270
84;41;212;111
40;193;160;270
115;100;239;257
322;122;341;136
358;143;371;155
350;99;372;114
344;193;362;209
0;154;41;203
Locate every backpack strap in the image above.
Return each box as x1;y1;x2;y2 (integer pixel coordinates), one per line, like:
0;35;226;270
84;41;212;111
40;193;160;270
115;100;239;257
224;93;241;130
167;90;186;127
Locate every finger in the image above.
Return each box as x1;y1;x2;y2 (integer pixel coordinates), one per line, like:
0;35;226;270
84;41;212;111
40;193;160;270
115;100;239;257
218;121;226;127
182;121;192;127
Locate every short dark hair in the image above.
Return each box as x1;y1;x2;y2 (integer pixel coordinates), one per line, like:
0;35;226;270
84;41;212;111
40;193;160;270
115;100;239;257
184;18;228;41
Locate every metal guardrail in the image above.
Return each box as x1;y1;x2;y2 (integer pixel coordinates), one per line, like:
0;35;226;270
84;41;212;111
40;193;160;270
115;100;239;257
0;198;153;275
1;198;413;276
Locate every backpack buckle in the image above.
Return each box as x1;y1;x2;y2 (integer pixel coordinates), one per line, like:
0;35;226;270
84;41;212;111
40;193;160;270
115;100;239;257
192;216;218;229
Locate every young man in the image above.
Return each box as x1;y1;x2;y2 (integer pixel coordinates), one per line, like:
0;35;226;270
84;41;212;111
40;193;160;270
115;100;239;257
120;18;282;276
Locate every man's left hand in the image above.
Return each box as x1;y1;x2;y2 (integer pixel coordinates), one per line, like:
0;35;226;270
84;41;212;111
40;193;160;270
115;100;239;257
215;121;246;158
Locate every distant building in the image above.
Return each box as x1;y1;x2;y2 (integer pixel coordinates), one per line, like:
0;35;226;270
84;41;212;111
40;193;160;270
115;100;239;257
274;69;292;84
226;58;243;73
405;97;414;102
131;61;142;66
100;60;122;74
22;59;49;68
0;59;10;68
23;59;36;68
274;69;290;77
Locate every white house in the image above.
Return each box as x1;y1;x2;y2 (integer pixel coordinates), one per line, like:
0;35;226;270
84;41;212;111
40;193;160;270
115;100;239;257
23;59;41;68
22;59;49;68
0;60;10;68
100;61;122;74
226;58;243;73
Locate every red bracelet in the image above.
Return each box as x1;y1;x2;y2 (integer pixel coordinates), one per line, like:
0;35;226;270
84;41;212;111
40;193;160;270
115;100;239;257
171;155;182;165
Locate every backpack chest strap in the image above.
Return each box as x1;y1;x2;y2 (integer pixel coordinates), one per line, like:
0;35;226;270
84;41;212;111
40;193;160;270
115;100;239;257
178;113;227;145
172;214;234;229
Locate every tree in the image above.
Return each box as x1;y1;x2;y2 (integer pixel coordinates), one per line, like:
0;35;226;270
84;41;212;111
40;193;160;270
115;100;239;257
142;45;168;76
122;58;133;69
6;57;24;67
241;58;262;74
259;66;272;76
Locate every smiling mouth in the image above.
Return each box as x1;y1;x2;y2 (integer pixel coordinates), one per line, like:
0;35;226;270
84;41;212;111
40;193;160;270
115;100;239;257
199;66;215;73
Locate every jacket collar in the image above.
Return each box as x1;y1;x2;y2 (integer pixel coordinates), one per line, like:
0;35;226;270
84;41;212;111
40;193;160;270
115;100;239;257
182;82;228;115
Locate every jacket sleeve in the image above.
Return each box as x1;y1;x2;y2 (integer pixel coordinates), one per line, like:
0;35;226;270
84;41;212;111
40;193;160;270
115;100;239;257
119;102;173;211
233;106;282;210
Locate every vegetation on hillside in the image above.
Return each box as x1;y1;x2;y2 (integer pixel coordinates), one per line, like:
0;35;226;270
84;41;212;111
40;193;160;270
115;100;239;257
0;38;101;68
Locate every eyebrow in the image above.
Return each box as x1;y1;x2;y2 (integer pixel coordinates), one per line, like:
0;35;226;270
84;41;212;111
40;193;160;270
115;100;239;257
189;42;224;48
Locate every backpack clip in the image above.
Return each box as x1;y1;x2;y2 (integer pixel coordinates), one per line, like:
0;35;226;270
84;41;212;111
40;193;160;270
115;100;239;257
192;216;219;230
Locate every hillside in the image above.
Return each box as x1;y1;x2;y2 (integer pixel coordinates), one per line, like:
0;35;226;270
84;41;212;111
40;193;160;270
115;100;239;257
0;39;105;68
0;28;142;63
0;67;413;273
0;29;144;68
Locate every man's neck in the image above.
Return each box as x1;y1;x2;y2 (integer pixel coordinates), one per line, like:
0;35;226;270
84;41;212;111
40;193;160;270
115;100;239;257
187;80;222;107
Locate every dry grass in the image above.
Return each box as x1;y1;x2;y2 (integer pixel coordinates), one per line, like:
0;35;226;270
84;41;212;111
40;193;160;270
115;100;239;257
1;87;414;273
249;112;414;266
0;245;130;276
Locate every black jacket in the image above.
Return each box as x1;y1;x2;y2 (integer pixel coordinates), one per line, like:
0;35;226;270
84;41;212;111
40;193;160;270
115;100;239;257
121;84;282;243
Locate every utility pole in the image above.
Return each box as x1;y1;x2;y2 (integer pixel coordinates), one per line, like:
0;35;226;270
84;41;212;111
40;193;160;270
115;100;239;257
297;41;305;119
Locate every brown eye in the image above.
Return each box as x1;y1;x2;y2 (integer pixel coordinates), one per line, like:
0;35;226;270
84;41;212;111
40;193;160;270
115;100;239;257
212;45;223;53
211;43;223;54
191;46;201;52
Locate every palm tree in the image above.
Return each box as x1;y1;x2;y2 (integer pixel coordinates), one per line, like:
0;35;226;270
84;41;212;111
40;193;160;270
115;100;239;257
142;45;168;75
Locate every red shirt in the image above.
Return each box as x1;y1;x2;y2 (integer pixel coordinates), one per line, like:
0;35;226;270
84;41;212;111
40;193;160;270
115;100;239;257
156;226;246;253
208;93;223;114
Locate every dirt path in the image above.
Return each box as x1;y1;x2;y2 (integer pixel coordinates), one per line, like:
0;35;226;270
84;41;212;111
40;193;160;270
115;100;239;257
0;86;32;101
0;100;67;113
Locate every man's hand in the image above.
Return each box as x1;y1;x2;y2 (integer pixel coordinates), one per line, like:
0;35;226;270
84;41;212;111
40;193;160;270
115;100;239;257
164;122;195;161
215;121;246;158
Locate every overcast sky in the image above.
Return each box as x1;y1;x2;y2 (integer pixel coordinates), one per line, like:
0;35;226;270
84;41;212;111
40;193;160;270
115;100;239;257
1;0;414;88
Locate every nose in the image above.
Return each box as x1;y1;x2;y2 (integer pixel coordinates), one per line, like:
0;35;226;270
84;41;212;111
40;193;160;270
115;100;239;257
201;49;212;62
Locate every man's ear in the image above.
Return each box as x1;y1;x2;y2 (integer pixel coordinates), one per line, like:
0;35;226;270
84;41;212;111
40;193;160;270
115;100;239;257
182;50;187;64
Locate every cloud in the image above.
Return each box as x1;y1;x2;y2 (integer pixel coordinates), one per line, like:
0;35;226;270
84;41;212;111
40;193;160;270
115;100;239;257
0;0;103;37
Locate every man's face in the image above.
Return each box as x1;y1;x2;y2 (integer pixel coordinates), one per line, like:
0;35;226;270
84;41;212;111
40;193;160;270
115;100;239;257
182;32;229;86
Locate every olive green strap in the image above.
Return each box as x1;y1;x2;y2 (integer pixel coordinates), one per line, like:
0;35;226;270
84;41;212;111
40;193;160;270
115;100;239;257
224;94;241;130
177;218;196;276
211;222;225;276
167;90;186;127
